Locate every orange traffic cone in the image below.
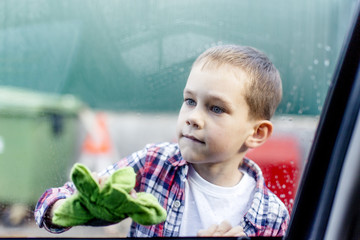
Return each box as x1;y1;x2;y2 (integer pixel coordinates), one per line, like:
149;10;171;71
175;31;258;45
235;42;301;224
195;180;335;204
79;111;117;172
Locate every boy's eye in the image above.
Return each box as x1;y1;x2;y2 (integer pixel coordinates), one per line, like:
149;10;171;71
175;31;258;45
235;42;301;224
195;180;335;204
210;105;225;114
185;98;196;106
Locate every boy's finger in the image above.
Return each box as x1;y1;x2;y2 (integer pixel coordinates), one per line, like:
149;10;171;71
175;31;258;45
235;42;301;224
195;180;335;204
214;220;232;236
99;175;109;187
130;189;138;199
223;225;247;237
197;224;218;236
91;172;99;182
91;172;108;188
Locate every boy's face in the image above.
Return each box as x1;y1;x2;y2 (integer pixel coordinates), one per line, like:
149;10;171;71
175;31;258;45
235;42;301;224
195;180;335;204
176;64;257;165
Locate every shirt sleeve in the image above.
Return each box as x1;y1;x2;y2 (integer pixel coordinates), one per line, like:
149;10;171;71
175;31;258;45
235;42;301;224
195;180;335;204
262;196;290;237
34;144;152;233
34;181;76;233
276;215;289;237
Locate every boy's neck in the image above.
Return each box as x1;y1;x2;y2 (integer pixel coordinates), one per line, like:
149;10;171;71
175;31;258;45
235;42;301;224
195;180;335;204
190;159;244;187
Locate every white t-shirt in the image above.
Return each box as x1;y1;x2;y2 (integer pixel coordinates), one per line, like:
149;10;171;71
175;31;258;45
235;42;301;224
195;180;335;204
179;165;256;236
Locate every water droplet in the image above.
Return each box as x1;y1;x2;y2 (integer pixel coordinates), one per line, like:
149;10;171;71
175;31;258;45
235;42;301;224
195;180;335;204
324;59;330;67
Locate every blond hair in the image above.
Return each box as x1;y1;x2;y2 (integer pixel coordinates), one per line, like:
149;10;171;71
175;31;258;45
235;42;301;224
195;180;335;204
193;45;282;120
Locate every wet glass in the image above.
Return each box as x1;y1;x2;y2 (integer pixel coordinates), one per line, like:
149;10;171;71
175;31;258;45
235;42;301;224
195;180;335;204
0;0;358;237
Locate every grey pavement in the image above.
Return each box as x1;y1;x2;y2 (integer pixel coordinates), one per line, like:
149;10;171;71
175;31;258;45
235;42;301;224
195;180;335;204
0;217;131;238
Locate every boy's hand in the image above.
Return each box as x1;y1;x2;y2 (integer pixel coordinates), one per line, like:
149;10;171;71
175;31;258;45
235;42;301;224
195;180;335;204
46;199;67;228
197;220;247;237
91;172;108;188
48;172;139;227
92;172;137;198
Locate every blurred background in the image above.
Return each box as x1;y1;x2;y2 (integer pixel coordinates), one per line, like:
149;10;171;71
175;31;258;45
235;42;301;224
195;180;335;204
0;0;358;237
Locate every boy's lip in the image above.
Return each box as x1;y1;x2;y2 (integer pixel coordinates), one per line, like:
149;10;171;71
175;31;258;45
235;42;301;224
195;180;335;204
182;134;205;144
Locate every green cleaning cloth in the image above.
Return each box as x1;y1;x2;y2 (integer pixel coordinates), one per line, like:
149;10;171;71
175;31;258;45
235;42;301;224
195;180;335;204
52;163;167;227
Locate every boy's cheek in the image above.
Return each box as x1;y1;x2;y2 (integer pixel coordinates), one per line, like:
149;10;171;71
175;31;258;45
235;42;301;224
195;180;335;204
175;125;181;141
175;117;186;139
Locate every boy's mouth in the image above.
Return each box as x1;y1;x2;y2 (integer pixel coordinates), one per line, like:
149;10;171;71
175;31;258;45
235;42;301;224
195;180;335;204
182;134;205;144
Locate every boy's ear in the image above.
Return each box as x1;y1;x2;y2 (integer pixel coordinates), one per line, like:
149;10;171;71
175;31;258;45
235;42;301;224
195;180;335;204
245;120;273;149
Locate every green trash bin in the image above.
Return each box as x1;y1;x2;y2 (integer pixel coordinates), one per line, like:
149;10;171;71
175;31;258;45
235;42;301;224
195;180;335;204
0;86;84;205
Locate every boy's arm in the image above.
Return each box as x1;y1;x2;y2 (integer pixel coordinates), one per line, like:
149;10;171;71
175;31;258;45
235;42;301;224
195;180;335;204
35;169;140;232
35;174;113;231
35;144;154;233
34;182;76;233
274;212;289;237
43;199;67;229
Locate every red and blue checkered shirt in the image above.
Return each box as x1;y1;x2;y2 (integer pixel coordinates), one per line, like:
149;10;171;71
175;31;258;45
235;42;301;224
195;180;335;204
35;142;289;237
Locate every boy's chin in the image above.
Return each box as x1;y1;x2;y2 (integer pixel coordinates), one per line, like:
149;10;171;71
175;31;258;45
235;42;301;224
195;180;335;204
179;147;203;163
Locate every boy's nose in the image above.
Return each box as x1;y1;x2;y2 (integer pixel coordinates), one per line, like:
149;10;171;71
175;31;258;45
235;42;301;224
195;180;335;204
186;109;204;129
186;119;200;129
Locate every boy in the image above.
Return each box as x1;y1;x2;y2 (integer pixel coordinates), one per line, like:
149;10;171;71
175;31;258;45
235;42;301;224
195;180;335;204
35;45;289;237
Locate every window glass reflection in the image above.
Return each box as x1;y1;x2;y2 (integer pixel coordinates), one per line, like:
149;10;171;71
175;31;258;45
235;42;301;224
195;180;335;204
0;0;357;237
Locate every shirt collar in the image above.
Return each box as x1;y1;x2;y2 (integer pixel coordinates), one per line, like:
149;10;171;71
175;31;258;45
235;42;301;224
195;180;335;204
241;158;269;231
166;144;187;167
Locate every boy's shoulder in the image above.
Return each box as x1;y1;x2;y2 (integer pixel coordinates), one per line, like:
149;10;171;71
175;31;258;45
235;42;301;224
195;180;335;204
241;158;289;227
143;142;180;157
144;141;179;151
143;142;185;167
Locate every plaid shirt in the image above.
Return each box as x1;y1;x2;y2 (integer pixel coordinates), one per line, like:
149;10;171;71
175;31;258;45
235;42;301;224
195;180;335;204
35;142;289;237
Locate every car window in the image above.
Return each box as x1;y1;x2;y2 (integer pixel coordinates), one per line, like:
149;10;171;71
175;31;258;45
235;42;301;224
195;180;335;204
286;3;360;239
0;0;357;237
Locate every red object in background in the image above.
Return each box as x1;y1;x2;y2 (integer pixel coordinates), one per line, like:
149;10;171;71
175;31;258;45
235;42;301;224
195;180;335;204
246;135;302;214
